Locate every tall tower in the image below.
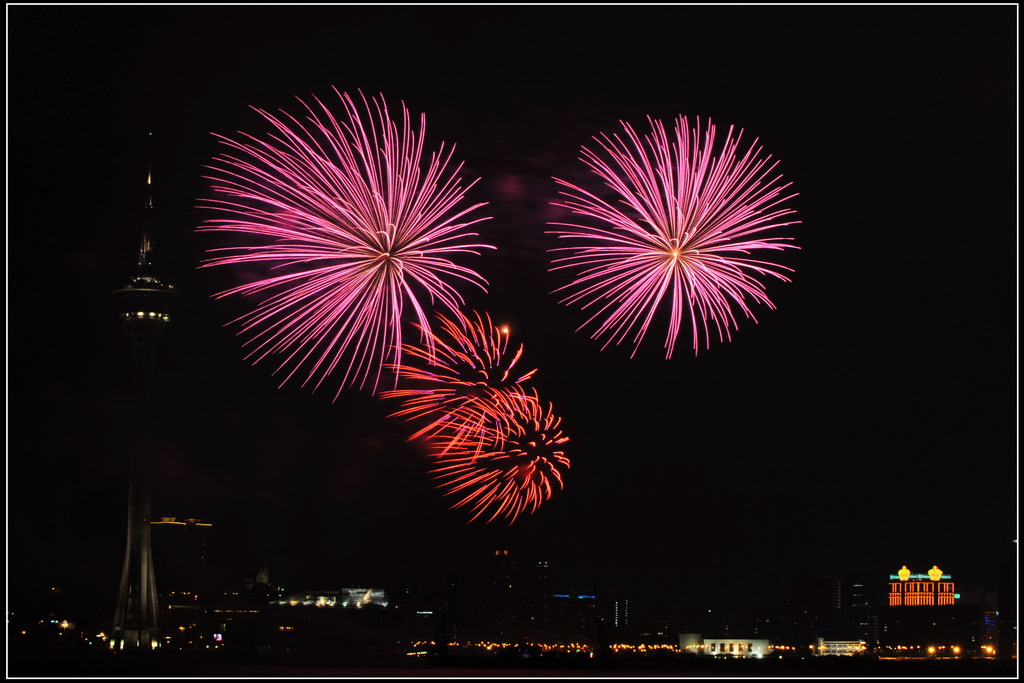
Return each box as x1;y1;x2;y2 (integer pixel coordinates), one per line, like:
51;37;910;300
110;150;174;651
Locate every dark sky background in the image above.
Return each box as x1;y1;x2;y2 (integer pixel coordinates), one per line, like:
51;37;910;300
8;5;1017;630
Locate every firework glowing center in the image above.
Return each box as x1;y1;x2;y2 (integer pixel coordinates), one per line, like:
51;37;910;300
502;423;569;492
550;115;799;358
198;88;493;397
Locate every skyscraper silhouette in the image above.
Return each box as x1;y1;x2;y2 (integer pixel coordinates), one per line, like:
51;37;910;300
110;149;174;650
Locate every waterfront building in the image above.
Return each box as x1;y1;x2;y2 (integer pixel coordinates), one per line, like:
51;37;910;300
814;637;868;656
677;633;771;658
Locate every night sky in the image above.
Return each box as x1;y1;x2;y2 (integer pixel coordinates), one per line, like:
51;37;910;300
9;5;1017;629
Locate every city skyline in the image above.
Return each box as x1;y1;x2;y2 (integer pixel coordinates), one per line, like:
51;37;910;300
8;4;1017;646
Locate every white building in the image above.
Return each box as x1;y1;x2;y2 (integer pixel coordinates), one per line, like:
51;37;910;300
679;633;771;658
815;637;867;656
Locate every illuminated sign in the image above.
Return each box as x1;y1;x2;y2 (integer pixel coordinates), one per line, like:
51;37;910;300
889;565;952;581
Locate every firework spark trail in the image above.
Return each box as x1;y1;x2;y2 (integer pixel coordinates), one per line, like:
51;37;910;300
381;310;537;459
198;88;493;396
429;390;570;524
550;116;799;358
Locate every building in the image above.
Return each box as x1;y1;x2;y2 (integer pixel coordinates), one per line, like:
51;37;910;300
827;573;879;648
151;517;213;599
548;593;600;644
528;560;552;637
678;634;770;658
996;540;1017;659
487;550;517;640
612;599;630;632
815;637;868;656
610;598;626;630
887;565;956;606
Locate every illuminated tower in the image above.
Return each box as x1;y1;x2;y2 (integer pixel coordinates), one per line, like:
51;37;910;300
110;154;174;651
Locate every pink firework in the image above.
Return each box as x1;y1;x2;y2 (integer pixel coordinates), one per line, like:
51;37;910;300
198;88;493;396
550;116;799;358
380;310;537;458
430;391;570;524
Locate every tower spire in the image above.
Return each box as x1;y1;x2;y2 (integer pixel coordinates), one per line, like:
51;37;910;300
145;157;154;210
138;133;155;272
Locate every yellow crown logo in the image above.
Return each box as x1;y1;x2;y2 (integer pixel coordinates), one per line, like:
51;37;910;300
898;565;911;581
928;565;943;581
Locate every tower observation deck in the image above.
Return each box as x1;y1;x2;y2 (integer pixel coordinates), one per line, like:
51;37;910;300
110;155;175;651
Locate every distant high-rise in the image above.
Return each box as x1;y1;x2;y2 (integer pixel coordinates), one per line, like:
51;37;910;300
531;560;550;597
828;573;879;647
548;592;600;644
151;517;213;598
996;541;1017;659
488;550;517;640
613;599;630;630
110;150;174;651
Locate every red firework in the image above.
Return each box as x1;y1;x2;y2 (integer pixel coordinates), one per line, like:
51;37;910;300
430;391;570;524
198;88;493;396
380;310;537;458
550;116;799;358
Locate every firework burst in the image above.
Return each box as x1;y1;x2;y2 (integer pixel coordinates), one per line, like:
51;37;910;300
198;88;493;396
430;391;570;524
381;310;536;458
550;116;799;358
